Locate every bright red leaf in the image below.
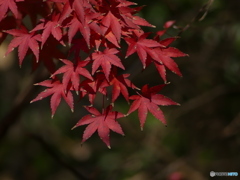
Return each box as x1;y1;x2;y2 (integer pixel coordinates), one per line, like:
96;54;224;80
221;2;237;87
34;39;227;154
101;11;122;43
72;105;124;148
128;84;179;129
30;79;74;118
0;0;20;22
66;14;90;46
4;25;41;66
51;58;93;92
125;32;165;68
131;15;156;28
31;12;64;48
150;46;188;82
91;48;125;81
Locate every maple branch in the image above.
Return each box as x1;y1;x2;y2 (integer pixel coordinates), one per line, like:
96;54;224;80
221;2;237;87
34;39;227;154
176;0;214;36
28;133;91;180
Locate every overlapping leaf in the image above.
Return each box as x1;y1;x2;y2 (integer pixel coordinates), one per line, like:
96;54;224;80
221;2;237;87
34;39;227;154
125;32;165;68
91;48;125;81
72;105;124;148
4;25;41;66
66;14;91;46
80;72;108;105
152;47;187;82
101;11;122;43
31;79;74;117
128;84;179;129
0;0;20;22
109;68;138;102
51;58;93;92
31;12;64;48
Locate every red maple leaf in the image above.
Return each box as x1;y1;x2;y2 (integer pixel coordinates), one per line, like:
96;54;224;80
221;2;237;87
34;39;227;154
31;12;64;48
147;46;188;83
66;14;91;46
101;11;122;44
109;68;138;103
125;32;164;68
69;0;86;23
51;58;93;92
131;15;156;28
30;79;74;118
116;4;144;30
141;22;188;82
0;0;21;22
116;0;137;7
58;0;91;25
72;105;124;148
91;48;125;81
127;84;179;129
80;72;108;105
65;9;102;46
4;25;41;66
116;0;155;28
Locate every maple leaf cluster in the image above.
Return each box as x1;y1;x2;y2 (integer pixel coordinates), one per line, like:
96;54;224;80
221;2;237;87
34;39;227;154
0;0;187;148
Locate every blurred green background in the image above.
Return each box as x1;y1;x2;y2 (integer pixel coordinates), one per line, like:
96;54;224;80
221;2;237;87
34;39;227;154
1;0;240;179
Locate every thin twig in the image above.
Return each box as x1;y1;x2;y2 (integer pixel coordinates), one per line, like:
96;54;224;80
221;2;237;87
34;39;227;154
177;0;215;36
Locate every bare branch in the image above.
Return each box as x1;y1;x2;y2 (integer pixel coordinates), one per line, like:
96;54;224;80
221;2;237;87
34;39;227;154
177;0;215;35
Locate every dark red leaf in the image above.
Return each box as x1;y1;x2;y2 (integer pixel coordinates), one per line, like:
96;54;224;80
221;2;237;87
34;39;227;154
109;69;138;102
80;72;108;105
0;16;17;45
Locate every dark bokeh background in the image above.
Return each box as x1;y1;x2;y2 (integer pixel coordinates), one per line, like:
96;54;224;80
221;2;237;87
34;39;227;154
1;0;240;179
